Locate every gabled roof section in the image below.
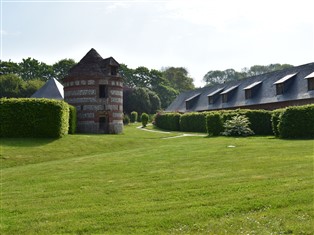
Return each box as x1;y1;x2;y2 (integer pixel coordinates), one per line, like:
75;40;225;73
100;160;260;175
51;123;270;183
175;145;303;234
243;81;262;90
31;78;64;100
207;87;224;96
305;72;314;79
103;57;120;67
273;73;297;85
220;85;238;94
185;93;201;102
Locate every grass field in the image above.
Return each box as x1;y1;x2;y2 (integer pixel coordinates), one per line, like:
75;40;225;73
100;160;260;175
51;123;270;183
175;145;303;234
1;124;313;234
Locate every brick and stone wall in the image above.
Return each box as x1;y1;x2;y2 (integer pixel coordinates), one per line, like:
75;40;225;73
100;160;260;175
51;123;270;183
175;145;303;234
64;76;123;134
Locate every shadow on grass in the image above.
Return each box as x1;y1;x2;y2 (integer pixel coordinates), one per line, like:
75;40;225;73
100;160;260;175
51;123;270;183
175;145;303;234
0;137;57;147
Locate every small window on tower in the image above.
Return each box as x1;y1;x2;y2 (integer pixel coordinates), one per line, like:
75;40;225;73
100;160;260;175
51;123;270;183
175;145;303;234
99;85;107;98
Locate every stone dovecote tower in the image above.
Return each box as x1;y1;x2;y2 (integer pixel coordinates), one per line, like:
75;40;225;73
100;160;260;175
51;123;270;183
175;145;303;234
63;48;123;134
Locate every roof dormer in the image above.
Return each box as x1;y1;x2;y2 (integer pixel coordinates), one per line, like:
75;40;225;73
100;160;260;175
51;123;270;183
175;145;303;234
274;73;297;95
207;87;224;104
243;81;262;99
304;72;314;91
220;85;238;103
185;93;201;110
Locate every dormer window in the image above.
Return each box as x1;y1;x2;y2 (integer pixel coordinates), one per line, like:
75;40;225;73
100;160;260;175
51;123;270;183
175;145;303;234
207;88;224;104
305;72;314;91
243;81;262;99
185;93;201;110
274;73;297;95
220;85;238;103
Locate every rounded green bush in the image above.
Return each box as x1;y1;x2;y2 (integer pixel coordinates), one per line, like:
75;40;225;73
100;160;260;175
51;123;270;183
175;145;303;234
141;112;149;127
130;111;138;123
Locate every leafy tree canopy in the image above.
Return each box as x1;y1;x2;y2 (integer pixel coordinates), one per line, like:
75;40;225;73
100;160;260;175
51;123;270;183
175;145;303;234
124;87;159;114
203;63;293;86
162;67;195;92
0;58;76;82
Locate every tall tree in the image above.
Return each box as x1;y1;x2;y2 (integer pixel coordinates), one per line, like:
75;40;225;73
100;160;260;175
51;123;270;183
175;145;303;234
119;63;135;87
0;74;25;98
18;58;54;81
203;69;245;86
0;60;20;75
22;79;45;97
53;59;76;81
204;63;293;86
153;84;178;109
162;67;194;92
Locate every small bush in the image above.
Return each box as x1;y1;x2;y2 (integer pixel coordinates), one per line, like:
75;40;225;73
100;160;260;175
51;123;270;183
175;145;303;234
123;114;130;125
68;105;77;134
180;112;207;133
222;115;254;137
206;112;223;136
154;112;181;131
130;111;138;123
278;104;314;139
141;113;149;127
0;98;69;138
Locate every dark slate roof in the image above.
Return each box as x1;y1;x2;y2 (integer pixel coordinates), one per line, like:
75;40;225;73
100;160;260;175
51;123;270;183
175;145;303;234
166;62;314;112
31;78;64;100
65;48;119;79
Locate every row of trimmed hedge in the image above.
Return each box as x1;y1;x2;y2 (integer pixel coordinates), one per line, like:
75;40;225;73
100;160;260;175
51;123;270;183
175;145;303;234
0;98;77;138
155;109;273;135
154;104;314;139
154;112;181;131
275;105;314;139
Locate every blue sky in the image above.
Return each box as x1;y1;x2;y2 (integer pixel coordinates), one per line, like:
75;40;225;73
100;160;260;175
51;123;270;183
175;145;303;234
1;0;313;86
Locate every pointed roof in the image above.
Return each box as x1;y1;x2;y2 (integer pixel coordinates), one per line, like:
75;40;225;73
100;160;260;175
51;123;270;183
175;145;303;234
80;48;103;64
65;48;120;80
31;78;64;100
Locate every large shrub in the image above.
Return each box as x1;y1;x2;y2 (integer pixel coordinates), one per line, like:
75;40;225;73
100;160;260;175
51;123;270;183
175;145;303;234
68;105;77;134
222;115;254;137
154;112;181;131
180;112;207;133
278;104;314;139
0;98;69;138
206;112;224;136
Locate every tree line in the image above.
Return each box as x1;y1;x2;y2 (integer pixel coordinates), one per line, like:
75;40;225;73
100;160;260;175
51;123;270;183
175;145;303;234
203;63;293;86
0;58;195;114
0;58;76;98
120;64;194;113
1;57;293;114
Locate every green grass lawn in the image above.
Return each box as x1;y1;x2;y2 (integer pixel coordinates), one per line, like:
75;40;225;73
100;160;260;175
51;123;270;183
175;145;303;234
1;124;313;234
